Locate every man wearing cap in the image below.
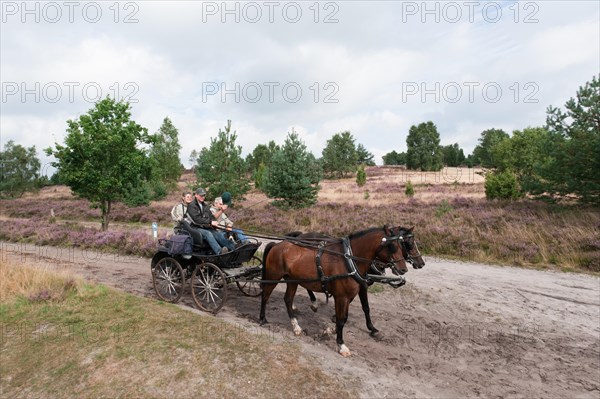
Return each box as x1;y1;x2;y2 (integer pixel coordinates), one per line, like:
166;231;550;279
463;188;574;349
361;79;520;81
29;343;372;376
210;192;249;245
185;188;235;255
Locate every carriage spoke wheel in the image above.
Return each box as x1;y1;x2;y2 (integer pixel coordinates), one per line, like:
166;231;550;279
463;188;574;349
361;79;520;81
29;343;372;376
191;262;227;314
236;255;263;297
152;257;185;303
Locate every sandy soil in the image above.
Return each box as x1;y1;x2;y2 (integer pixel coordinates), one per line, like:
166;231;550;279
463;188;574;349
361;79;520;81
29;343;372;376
2;241;598;398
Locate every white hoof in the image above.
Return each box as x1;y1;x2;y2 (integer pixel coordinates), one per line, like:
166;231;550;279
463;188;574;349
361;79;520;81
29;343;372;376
291;318;302;336
338;344;351;357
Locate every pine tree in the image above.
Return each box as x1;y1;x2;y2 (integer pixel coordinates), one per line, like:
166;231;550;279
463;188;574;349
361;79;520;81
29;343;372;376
195;120;250;200
149;117;182;190
356;164;367;187
265;131;321;208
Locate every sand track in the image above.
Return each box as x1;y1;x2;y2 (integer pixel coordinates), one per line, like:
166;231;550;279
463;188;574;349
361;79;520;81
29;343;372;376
3;241;599;398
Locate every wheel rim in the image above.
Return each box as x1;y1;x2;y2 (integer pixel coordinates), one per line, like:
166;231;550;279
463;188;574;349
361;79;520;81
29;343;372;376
191;263;227;313
152;257;185;303
236;256;263;297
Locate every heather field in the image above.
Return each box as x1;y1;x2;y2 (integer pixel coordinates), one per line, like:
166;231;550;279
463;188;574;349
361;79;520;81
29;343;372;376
1;167;598;272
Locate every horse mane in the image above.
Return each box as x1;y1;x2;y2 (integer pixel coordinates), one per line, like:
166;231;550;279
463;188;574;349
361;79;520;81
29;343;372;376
348;227;382;240
348;226;412;240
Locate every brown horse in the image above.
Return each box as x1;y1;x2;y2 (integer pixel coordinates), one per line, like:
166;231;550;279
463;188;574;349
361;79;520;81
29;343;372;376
290;227;425;338
259;226;409;356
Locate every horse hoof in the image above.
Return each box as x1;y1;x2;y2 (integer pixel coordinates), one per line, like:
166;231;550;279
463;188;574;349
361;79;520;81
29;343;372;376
259;318;268;326
338;344;351;357
310;304;318;312
291;318;302;336
370;330;384;341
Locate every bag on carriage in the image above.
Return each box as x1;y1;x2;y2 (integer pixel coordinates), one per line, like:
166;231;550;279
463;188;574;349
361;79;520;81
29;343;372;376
167;234;193;255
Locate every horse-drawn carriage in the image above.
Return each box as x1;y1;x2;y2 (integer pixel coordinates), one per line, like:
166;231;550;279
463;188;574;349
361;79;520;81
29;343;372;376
150;225;425;356
150;232;263;313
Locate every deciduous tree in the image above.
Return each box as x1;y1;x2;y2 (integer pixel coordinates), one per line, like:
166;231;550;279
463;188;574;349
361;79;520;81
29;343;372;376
322;131;357;178
472;128;509;168
0;140;41;198
406;121;443;171
46;97;153;231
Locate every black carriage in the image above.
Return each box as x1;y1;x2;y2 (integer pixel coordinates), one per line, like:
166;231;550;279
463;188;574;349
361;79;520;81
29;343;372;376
150;232;263;314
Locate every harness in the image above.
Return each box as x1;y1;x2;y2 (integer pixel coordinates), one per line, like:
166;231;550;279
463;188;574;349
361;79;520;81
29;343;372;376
314;237;371;296
258;227;416;293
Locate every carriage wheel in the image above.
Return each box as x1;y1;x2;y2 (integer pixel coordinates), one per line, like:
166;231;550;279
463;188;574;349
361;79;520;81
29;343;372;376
236;256;263;297
152;257;185;303
191;262;227;314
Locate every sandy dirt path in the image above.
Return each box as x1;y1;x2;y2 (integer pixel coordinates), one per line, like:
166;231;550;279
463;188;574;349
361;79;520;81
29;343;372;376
2;241;598;398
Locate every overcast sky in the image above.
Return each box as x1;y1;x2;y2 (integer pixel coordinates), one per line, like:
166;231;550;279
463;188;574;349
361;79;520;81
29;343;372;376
1;0;599;174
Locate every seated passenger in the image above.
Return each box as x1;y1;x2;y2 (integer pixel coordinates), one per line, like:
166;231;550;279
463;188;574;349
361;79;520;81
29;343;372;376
185;187;235;255
171;191;192;232
210;192;249;245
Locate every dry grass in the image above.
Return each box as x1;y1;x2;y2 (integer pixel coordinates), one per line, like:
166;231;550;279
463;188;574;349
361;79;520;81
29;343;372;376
0;259;82;303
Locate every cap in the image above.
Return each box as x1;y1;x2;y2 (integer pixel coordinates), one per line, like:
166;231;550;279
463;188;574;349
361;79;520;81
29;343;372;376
195;188;207;196
221;192;232;205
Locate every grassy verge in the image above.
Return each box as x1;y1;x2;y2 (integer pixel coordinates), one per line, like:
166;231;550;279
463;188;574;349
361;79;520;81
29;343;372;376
0;260;352;398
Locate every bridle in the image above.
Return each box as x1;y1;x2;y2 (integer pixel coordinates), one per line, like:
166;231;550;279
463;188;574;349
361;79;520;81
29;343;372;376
372;228;409;275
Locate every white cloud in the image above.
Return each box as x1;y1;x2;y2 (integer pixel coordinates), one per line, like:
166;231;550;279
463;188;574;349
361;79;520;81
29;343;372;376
1;1;598;167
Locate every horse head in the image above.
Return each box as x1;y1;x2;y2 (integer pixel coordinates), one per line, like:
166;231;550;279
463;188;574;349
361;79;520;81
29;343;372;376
396;226;425;269
371;226;409;275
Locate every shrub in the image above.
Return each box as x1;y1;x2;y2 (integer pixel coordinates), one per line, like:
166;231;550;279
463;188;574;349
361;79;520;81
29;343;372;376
485;170;522;200
405;180;414;197
356;164;367;187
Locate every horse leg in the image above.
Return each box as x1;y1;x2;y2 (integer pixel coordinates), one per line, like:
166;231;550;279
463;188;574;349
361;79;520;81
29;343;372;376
334;298;351;357
359;284;379;337
259;283;277;325
307;290;319;312
284;283;302;335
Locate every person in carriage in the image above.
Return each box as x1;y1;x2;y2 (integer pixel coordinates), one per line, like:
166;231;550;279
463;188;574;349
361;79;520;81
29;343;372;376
183;188;235;255
170;191;193;232
210;191;249;246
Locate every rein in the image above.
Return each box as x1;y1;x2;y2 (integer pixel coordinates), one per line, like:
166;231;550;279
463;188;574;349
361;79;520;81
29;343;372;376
258;227;411;292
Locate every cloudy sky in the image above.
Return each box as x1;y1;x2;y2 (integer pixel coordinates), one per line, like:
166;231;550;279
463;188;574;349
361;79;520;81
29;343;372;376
1;1;599;174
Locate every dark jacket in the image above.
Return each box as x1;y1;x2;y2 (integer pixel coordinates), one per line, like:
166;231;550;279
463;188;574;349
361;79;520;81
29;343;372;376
186;197;215;228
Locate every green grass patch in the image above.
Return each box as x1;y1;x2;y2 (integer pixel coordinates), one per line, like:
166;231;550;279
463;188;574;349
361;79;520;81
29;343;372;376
1;274;352;398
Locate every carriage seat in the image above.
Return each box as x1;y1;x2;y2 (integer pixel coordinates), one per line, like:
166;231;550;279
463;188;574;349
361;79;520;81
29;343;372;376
179;220;210;250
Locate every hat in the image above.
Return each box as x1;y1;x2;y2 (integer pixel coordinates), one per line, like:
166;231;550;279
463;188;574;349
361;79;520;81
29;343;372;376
195;188;207;196
221;192;232;205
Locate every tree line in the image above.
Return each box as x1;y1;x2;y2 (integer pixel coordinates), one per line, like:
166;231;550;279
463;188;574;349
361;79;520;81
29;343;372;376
2;76;597;229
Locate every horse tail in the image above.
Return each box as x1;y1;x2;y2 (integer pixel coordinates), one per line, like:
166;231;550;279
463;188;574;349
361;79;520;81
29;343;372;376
262;241;276;281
